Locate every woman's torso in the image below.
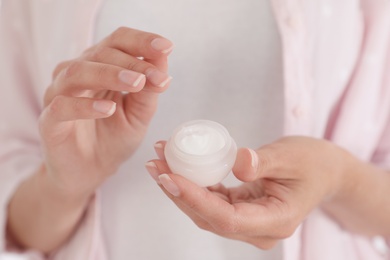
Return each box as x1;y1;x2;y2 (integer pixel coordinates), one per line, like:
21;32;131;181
95;0;284;259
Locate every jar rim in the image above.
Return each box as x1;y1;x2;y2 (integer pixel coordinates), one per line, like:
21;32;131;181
167;120;233;162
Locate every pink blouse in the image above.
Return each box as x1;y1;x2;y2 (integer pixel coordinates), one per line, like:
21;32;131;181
0;0;390;259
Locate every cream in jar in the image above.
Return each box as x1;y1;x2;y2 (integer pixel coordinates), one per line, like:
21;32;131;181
164;120;237;187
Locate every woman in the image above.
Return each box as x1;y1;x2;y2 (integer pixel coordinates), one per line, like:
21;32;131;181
0;0;390;259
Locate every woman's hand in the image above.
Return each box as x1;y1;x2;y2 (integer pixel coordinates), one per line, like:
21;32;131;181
145;136;373;249
7;27;174;253
40;27;173;198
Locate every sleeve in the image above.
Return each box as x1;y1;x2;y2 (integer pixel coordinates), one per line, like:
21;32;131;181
0;1;107;259
371;113;390;251
371;116;390;169
370;14;390;250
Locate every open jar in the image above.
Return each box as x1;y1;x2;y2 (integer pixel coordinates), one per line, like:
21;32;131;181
164;120;237;187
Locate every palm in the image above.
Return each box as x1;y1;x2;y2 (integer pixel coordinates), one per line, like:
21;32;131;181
44;89;158;191
209;179;289;215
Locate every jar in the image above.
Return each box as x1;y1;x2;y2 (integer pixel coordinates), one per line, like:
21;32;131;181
164;120;237;187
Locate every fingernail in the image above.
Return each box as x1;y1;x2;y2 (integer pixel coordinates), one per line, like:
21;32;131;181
145;161;160;183
154;142;166;160
118;70;146;87
154;142;164;150
93;100;116;115
248;148;259;169
146;69;172;88
151;38;174;54
159;174;180;197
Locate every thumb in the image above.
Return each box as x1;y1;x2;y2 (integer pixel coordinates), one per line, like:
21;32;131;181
233;146;275;182
232;148;259;182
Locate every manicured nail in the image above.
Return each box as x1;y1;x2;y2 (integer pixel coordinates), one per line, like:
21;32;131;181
248;148;259;169
151;38;174;54
158;76;173;88
93;100;116;115
118;70;146;87
154;142;164;150
154;142;166;160
146;69;172;87
159;174;180;197
145;161;160;183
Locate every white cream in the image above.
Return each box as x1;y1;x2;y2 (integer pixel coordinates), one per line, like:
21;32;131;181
165;120;237;187
174;124;225;155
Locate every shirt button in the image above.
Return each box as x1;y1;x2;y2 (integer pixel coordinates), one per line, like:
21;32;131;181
292;106;306;118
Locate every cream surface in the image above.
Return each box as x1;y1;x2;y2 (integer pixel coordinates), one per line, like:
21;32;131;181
175;124;225;155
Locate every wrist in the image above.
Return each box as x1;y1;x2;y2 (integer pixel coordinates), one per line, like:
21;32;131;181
320;144;362;212
331;149;358;201
35;164;93;210
6;164;94;252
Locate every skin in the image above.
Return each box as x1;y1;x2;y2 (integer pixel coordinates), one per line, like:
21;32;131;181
7;27;174;253
6;26;390;254
147;137;390;249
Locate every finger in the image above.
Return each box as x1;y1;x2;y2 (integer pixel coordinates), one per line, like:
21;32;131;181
52;60;72;80
102;27;174;60
121;70;171;127
41;95;116;123
86;47;172;89
207;183;231;200
154;141;167;160
144;56;168;73
159;173;296;238
158;181;217;233
156;175;284;246
145;159;171;182
39;95;116;145
155;172;291;244
233;145;282;181
47;61;147;104
144;160;216;231
232;148;259;182
157;173;261;237
157;173;241;233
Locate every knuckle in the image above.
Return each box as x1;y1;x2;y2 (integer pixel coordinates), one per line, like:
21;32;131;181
256;150;276;175
43;86;55;107
45;95;65;118
49;95;65;112
71;98;85;112
63;60;83;80
257;143;284;173
125;60;139;71
96;64;110;85
126;59;150;73
108;26;129;45
52;60;71;80
89;46;110;62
